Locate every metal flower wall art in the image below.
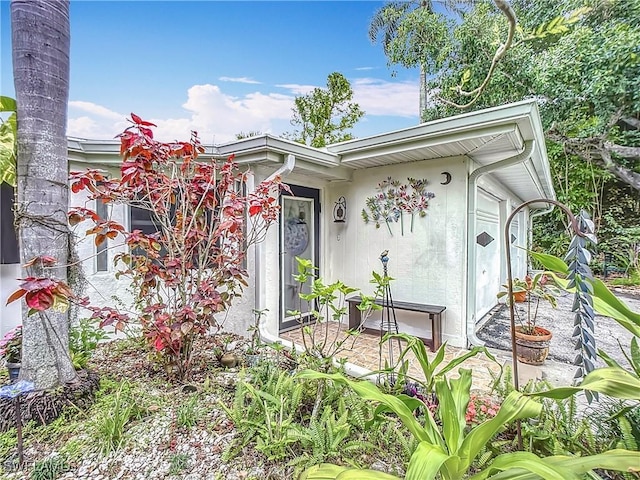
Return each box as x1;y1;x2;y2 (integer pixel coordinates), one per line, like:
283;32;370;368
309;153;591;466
361;177;435;236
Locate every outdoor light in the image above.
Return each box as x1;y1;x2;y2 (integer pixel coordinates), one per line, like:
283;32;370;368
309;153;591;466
333;196;347;223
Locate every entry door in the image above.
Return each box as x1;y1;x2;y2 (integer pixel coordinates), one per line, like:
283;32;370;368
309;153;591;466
279;185;320;332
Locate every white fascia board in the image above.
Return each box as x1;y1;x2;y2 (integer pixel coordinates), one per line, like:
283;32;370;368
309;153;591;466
216;134;339;167
292;159;353;182
66;134;340;170
339;125;518;165
328;100;540;155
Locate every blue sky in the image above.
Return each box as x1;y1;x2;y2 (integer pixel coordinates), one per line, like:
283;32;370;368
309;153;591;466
1;1;422;144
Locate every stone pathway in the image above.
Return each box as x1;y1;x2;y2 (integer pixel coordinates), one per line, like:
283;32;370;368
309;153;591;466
280;323;571;394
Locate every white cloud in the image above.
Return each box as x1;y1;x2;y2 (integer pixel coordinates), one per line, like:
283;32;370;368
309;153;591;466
354;66;375;71
66;77;419;143
68;101;123;121
275;83;318;95
218;76;262;85
68;84;295;143
352;78;418;118
67;102;128;139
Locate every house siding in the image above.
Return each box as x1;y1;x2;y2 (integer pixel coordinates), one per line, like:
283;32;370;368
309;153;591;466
325;156;469;347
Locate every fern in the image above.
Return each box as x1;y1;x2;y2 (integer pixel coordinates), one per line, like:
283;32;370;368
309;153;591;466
616;416;638;451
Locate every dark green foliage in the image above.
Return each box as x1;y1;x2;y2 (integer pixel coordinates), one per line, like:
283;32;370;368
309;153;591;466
387;0;640;251
69;318;109;370
521;392;600;457
30;455;69;480
219;360;383;473
288;72;364;148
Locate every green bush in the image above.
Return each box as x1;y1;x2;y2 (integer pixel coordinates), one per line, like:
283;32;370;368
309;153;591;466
69;318;109;369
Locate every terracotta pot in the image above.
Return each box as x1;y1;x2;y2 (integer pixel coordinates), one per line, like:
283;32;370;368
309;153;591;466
513;291;527;303
514;326;552;365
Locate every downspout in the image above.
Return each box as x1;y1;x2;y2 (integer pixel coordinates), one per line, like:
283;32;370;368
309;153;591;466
250;154;296;348
466;140;535;347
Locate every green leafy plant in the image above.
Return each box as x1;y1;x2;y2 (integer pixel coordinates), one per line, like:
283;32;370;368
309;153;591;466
246;308;267;355
168;452;191;475
0;96;17;186
69;318;109;369
299;367;544;479
30;455;69;480
496;273;561;335
289;257;366;372
289;404;366;471
384;332;500;395
93;380;146;455
219;368;305;461
176;395;200;429
299;330;640;480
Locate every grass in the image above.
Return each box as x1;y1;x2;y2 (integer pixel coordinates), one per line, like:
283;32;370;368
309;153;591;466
608;271;640;286
168;453;191;475
176;395;201;429
30;455;69;480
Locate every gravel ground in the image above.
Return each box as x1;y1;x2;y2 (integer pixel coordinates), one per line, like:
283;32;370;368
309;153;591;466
1;336;301;480
477;285;638;369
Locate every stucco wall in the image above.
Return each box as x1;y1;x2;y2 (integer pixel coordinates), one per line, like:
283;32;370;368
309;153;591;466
66;161;258;338
325;156;468;347
1;264;22;337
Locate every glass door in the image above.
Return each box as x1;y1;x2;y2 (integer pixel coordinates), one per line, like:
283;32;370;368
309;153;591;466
279;185;320;332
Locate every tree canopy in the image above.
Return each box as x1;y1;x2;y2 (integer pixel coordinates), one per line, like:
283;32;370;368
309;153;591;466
420;0;640;192
288;72;364;148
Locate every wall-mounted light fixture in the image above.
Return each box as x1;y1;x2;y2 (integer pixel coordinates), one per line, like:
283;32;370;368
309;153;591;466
333;196;347;223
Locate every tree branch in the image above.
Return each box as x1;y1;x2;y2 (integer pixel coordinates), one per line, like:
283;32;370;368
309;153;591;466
547;130;640;191
605;142;640;160
436;0;517;109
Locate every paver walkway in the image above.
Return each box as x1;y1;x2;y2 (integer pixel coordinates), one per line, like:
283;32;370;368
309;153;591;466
280;322;574;393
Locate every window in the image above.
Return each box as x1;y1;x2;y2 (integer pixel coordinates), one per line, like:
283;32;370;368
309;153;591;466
95;199;109;272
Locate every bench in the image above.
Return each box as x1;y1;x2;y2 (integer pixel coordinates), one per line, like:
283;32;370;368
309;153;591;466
346;296;446;351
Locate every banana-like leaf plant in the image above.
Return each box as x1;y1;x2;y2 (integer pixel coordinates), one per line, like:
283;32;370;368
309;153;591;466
298;366;639;479
298;368;542;480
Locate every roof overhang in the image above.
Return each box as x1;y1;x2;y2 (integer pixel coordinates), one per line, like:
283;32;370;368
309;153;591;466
328;99;555;206
67;100;554;202
68;134;351;182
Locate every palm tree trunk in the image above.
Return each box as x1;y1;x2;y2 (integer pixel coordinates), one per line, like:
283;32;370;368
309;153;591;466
419;64;427;122
11;0;76;389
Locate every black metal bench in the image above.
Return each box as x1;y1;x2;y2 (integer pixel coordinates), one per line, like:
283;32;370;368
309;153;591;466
346;296;446;351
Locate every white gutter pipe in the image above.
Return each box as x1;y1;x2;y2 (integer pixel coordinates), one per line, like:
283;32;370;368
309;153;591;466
465;140;535;347
250;154;371;379
250;154;295;349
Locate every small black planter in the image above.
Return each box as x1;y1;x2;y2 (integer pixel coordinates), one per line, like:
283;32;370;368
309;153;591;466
5;362;20;381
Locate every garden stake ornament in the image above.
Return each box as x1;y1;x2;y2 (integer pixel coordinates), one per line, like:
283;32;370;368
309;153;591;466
504;198;592;449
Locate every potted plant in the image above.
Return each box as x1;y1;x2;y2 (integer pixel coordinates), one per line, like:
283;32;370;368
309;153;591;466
0;326;22;380
497;273;561;365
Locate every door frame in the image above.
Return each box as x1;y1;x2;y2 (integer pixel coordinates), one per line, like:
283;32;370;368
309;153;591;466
279;184;321;332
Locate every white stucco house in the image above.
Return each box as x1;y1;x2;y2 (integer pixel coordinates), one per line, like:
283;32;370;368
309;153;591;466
0;99;555;351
